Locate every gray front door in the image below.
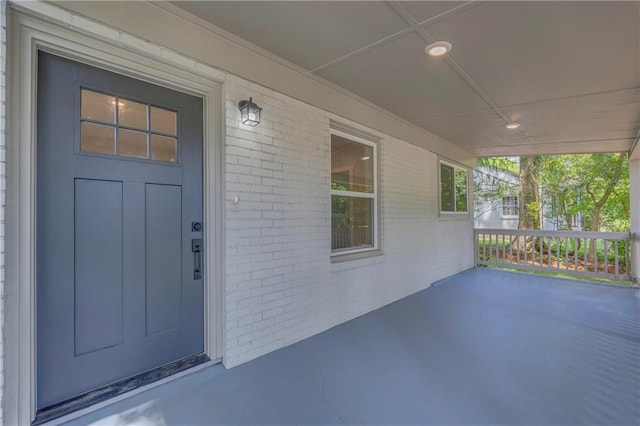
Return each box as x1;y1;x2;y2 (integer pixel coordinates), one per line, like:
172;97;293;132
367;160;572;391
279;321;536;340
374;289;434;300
36;51;204;409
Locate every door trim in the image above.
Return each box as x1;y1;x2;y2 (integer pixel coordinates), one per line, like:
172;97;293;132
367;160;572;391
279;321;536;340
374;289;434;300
6;6;226;424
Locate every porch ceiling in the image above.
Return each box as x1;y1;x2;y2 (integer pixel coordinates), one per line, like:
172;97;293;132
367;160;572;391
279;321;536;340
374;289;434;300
171;1;640;157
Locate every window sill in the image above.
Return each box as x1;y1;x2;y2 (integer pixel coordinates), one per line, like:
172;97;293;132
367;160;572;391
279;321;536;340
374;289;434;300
330;249;385;271
438;213;471;221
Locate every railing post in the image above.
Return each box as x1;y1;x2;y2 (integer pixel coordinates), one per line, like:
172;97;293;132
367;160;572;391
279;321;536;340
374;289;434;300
473;230;478;265
630;153;640;287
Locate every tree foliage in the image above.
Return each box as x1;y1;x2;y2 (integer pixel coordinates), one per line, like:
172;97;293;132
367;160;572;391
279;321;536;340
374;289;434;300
475;153;629;232
538;153;628;232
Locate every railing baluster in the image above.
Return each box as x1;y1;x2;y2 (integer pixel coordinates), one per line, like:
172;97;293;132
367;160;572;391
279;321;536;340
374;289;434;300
472;229;630;281
509;235;513;264
603;240;608;276
564;237;569;272
584;238;588;272
595;237;599;273
626;239;631;280
489;234;493;259
614;240;619;277
482;233;486;261
502;234;506;261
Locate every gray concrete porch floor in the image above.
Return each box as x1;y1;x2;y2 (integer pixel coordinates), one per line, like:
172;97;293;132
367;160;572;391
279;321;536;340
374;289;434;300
65;268;640;425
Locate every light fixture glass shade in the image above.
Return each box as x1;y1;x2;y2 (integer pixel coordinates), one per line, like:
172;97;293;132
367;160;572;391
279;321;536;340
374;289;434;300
425;41;452;57
238;97;262;126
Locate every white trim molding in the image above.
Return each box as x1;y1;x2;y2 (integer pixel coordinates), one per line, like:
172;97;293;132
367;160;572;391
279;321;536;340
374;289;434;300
5;6;225;423
330;127;381;260
438;158;472;219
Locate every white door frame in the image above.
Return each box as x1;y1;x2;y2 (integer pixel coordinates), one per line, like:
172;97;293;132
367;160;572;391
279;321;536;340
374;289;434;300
6;5;226;423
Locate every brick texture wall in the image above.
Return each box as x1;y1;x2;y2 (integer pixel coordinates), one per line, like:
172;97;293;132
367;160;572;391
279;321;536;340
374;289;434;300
224;75;473;367
0;6;474;416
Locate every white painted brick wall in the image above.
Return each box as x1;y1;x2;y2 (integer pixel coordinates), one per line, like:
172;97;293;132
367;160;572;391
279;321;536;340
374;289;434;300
0;1;6;423
0;5;473;414
224;75;473;367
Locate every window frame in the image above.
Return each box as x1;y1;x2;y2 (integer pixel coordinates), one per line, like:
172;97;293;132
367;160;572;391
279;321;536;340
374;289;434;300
76;85;181;165
502;195;519;218
438;159;470;216
330;128;379;257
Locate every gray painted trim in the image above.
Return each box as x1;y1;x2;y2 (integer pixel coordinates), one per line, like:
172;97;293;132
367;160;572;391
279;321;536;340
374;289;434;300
330;249;384;264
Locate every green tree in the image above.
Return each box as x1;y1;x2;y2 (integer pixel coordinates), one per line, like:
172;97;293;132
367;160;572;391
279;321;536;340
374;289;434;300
538;153;629;233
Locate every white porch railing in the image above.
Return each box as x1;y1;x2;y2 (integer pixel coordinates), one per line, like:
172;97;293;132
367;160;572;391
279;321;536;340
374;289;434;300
474;229;632;282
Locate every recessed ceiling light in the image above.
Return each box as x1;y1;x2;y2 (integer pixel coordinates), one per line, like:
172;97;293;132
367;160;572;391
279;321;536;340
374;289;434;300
425;41;452;57
361;156;371;161
506;122;521;129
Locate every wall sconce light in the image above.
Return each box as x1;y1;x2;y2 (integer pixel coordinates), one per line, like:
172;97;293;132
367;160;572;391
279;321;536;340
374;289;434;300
238;97;262;126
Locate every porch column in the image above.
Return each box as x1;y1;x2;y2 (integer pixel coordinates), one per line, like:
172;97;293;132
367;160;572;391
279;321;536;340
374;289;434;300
629;148;640;287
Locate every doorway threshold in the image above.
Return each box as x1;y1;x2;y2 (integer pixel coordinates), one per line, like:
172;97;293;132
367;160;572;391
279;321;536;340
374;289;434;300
34;353;210;425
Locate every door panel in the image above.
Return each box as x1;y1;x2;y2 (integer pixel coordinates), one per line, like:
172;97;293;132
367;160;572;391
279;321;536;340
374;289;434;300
37;51;205;409
74;179;124;356
145;184;183;336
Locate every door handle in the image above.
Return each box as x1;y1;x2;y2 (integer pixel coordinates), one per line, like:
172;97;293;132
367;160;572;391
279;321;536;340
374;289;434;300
192;238;203;280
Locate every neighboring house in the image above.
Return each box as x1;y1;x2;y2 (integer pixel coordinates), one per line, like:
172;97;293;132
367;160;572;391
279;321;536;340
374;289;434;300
474;166;583;231
474;166;520;230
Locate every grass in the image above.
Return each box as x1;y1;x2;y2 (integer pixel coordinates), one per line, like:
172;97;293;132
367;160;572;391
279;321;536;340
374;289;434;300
479;264;633;287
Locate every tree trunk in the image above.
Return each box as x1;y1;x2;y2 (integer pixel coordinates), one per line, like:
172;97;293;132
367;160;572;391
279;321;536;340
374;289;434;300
518;156;540;230
517;156;540;254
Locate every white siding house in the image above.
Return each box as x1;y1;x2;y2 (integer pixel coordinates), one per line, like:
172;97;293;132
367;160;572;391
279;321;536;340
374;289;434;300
474;166;520;230
474;165;583;231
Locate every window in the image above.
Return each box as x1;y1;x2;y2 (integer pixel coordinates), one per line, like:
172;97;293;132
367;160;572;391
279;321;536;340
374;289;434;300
502;196;518;217
331;130;377;254
440;161;468;213
80;88;178;162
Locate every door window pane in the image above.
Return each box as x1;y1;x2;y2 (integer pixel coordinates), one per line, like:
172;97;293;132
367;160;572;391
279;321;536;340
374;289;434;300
79;88;180;163
81;122;115;154
331;134;374;193
331;196;373;251
119;129;148;158
151;106;177;136
151;135;177;162
118;99;148;130
81;90;115;124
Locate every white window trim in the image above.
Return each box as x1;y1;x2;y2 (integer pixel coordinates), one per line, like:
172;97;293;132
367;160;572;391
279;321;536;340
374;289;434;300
439;159;470;216
330;128;379;257
502;195;519;218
